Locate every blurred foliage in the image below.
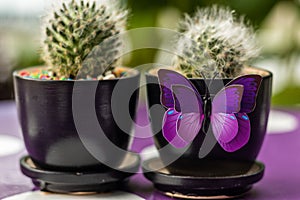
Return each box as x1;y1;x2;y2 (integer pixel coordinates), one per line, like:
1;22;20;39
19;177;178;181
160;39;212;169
0;0;282;71
128;0;279;26
14;36;43;69
272;86;300;106
258;1;300;106
0;29;42;99
126;0;279;67
1;0;299;106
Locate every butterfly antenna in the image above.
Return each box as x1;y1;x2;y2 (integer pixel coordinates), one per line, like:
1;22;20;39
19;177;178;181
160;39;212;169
200;72;206;80
200;72;209;96
208;72;220;89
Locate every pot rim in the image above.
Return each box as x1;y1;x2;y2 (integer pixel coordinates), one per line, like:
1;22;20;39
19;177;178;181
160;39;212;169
13;66;140;82
145;66;272;81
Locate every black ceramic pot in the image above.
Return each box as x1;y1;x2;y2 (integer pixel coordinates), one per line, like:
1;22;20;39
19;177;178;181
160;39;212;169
14;67;140;172
145;67;272;172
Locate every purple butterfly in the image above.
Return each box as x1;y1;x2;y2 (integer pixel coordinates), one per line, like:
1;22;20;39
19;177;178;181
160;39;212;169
158;69;262;153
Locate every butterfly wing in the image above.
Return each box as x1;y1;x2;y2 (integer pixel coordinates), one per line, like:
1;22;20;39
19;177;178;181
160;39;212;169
171;85;204;147
210;85;244;152
162;108;189;148
217;113;251;152
159;70;204;148
210;75;261;152
211;113;239;144
177;113;203;143
226;75;262;113
212;85;244;114
158;69;201;109
172;84;203;114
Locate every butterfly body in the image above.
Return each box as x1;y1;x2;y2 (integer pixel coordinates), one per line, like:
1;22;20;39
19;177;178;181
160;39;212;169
158;69;262;153
202;94;212;134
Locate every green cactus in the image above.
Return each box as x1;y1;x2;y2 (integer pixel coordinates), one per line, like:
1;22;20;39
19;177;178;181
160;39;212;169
42;0;127;79
173;5;260;78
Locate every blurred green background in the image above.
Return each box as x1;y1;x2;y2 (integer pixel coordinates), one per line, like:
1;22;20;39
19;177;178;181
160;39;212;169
0;0;299;106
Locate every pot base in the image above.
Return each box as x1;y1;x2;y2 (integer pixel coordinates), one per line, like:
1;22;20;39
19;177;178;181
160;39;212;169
143;157;264;199
20;153;140;194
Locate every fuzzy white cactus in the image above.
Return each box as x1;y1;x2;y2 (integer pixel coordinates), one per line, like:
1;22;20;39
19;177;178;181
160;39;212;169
173;5;260;78
42;0;128;79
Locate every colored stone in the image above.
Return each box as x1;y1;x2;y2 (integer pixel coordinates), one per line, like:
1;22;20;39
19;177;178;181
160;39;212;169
20;71;30;77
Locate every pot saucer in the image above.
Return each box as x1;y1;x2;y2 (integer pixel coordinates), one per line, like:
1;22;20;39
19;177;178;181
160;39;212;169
20;153;140;194
142;157;264;199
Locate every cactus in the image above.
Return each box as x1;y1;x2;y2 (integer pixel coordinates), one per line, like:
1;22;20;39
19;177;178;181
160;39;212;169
42;0;127;79
173;5;260;78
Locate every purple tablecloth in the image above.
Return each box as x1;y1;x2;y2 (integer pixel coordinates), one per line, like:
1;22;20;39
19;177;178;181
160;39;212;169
1;100;300;199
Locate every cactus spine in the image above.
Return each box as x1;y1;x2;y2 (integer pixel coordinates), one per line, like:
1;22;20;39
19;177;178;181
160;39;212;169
173;5;260;78
42;0;127;79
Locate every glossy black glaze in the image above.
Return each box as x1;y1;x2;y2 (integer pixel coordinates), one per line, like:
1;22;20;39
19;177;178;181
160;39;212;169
14;67;140;171
146;68;272;172
21;154;140;193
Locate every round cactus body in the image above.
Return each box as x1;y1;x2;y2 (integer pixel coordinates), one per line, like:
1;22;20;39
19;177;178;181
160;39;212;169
173;6;260;78
42;0;127;79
